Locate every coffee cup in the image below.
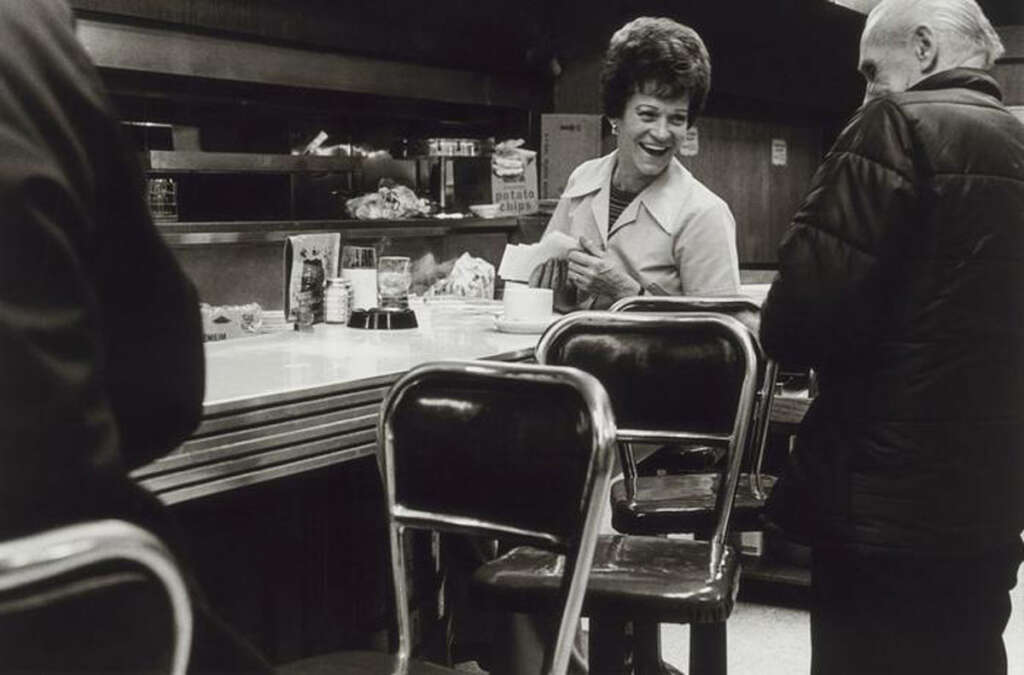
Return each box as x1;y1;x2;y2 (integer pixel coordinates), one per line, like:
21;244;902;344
503;285;553;322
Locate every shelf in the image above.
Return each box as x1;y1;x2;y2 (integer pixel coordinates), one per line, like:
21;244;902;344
156;216;522;246
141;150;360;174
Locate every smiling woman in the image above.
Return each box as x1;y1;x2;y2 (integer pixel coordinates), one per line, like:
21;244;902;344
613;91;691;190
529;16;740;311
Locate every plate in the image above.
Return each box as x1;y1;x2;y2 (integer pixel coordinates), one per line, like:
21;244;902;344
494;314;557;334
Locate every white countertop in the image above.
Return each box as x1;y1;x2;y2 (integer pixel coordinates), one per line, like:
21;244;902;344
140;288;793;504
202;285;771;411
202;301;541;410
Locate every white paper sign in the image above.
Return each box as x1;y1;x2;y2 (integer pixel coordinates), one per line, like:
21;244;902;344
541;114;602;199
771;138;788;166
678;127;699;157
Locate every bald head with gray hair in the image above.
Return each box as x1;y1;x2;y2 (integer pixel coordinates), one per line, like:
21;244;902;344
865;0;1004;69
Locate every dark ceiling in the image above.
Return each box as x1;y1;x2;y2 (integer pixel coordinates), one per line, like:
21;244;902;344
71;0;1018;121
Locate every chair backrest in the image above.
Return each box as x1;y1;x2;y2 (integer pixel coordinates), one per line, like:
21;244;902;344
381;359;617;675
609;295;778;496
0;519;192;674
610;295;762;334
536;312;758;562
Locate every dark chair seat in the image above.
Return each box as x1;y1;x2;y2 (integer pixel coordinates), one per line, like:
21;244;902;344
280;650;458;674
473;535;740;624
611;474;777;535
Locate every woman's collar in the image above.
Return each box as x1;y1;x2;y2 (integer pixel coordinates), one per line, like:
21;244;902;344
562;151;686;233
561;151;617;199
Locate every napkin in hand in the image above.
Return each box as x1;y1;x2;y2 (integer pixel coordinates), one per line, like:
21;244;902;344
497;231;577;282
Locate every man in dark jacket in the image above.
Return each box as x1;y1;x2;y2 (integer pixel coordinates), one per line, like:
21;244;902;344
0;2;269;672
761;0;1024;673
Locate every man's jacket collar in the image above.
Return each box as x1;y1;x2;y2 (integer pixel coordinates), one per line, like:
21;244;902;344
909;67;1003;101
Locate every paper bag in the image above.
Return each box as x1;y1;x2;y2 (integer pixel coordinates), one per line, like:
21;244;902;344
491;140;539;216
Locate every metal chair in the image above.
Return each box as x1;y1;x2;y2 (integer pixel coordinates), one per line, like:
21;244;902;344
473;312;760;675
607;296;779;535
0;519;192;674
283;359;617;675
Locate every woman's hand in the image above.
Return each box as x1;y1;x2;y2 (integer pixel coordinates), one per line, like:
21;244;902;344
567;236;642;299
528;258;567;290
529;259;578;313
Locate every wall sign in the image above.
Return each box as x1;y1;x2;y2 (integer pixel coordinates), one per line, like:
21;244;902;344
678;127;699;157
771;138;788;166
541;114;602;199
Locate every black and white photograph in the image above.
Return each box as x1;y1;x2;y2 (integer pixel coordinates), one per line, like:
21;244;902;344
0;0;1022;673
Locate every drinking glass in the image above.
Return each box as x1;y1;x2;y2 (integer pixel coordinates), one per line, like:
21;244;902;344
377;256;412;311
341;245;378;310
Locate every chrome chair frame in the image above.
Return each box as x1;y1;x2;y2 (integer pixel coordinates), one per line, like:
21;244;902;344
608;296;779;502
537;312;759;573
380;359;617;675
0;519;193;675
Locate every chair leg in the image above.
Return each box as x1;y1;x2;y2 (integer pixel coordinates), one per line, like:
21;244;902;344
589;617;632;675
689;622;726;675
634;621;683;675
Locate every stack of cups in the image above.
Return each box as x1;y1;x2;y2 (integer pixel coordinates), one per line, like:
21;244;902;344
341;246;378;310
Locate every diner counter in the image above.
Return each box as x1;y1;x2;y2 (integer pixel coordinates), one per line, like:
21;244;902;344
132;296;811;506
132;301;537;505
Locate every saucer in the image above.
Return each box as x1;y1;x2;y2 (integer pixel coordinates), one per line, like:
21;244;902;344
494;314;557;334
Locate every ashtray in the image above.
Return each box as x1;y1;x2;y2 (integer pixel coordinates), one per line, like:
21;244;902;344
347;308;418;330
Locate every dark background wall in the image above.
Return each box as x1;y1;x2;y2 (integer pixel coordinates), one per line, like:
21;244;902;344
993;25;1024;104
70;0;556;75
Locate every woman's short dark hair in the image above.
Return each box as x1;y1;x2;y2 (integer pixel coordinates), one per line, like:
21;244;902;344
601;17;711;123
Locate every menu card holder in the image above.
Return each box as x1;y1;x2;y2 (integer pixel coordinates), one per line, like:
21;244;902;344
283;233;341;322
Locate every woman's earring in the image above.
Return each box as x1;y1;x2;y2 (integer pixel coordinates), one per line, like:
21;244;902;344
610;122;618;136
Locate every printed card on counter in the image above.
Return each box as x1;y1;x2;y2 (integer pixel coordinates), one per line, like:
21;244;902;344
497;231;578;282
283;233;340;321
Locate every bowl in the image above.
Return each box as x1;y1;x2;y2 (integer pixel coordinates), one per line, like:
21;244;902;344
469;203;501;219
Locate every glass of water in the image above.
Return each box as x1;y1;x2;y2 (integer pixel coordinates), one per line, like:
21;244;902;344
377;256;412;311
